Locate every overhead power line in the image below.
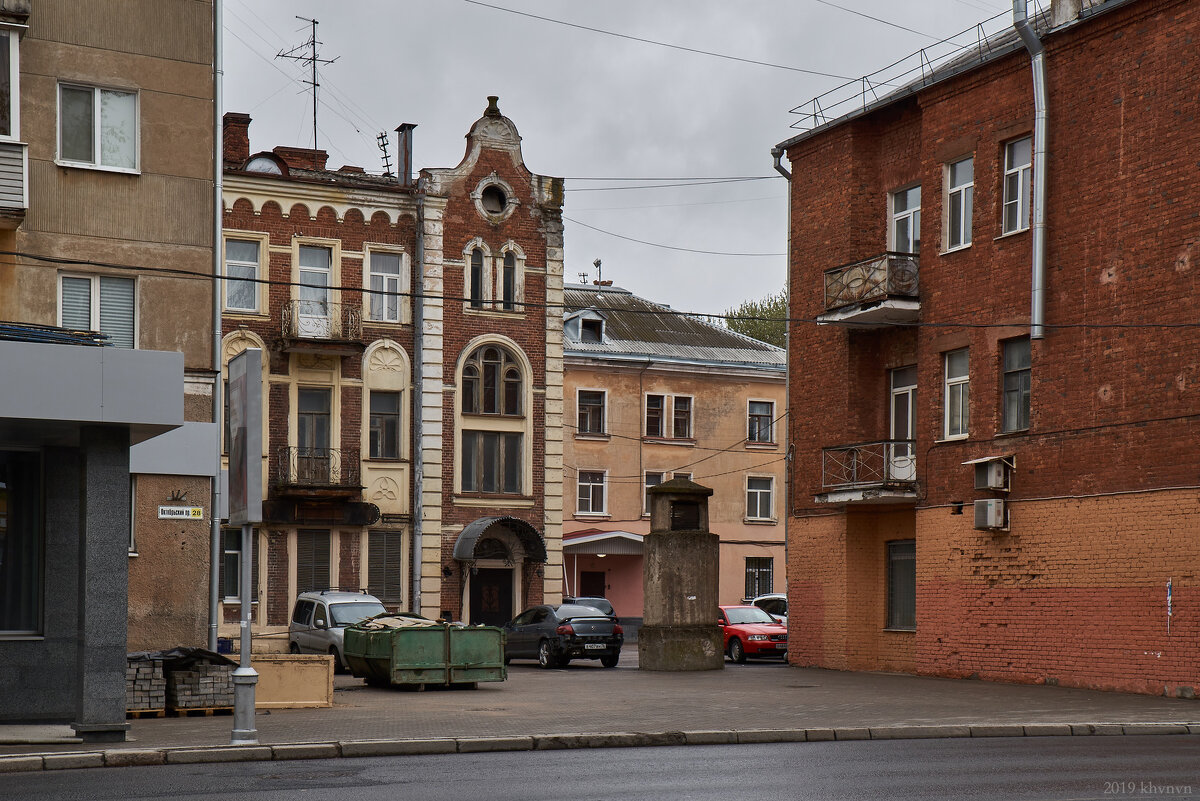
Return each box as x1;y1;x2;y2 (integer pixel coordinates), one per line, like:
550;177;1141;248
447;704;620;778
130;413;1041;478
810;0;939;42
564;216;786;257
460;0;857;80
11;249;1200;333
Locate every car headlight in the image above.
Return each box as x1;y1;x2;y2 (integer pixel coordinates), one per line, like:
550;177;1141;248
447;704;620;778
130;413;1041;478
747;634;768;641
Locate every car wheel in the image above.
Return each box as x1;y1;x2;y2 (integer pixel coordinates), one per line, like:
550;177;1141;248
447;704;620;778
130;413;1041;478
600;653;619;668
503;655;511;666
330;647;345;674
288;642;300;655
728;638;747;664
537;640;556;669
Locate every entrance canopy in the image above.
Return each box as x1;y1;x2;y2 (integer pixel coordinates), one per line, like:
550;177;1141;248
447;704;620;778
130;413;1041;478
453;516;547;563
562;528;644;556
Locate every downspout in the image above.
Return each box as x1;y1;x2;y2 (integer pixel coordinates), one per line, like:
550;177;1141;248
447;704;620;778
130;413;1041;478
208;0;224;652
771;147;791;598
1013;0;1048;340
410;174;425;615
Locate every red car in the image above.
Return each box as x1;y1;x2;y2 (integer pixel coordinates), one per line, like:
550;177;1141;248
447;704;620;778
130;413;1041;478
718;605;788;663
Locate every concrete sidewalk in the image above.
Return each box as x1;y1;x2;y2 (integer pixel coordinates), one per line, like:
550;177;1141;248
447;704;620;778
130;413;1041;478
2;653;1197;772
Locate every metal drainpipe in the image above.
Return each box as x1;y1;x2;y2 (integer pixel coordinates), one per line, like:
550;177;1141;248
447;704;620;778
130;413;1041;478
410;175;426;615
208;0;224;652
771;147;792;602
1013;0;1048;340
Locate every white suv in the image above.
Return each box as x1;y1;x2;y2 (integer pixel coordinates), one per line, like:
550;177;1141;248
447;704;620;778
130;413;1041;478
751;593;788;625
288;591;386;670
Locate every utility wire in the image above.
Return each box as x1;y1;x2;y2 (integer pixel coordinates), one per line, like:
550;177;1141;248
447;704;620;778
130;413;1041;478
12;249;1200;332
460;0;858;80
566;177;775;192
564;216;785;257
810;0;940;42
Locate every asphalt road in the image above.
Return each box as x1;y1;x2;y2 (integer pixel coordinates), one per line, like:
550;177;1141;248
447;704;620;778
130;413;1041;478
7;736;1198;801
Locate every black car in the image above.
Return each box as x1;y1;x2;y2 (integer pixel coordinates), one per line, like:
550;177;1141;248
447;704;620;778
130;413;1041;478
503;604;623;668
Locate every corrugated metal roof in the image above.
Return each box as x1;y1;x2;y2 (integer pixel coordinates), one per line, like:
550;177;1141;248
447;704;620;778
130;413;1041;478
563;284;785;370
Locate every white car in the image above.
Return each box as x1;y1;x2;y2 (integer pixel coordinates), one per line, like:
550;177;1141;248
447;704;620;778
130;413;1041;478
288;590;386;670
751;593;787;625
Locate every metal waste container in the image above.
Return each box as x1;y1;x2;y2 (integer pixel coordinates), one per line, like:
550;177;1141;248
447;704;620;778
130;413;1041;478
344;615;506;688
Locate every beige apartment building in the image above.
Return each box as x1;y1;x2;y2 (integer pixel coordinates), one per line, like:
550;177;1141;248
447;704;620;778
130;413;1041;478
563;283;786;628
0;0;216;738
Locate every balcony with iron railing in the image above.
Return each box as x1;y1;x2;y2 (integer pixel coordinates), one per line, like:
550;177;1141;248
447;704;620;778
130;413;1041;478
273;446;362;497
281;300;363;352
819;252;919;327
817;439;918;504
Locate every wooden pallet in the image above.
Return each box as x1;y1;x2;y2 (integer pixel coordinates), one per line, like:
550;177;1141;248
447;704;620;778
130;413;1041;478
167;706;234;717
126;708;166;719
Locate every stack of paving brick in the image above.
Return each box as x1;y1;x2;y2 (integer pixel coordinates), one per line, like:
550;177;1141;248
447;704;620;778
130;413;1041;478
125;659;166;712
165;663;234;710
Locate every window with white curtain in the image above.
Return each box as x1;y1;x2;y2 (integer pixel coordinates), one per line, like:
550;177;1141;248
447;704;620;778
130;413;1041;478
58;83;138;170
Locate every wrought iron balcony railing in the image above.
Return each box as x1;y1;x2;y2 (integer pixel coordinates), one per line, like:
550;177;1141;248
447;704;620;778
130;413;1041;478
282;300;362;341
274;446;361;489
821;440;917;489
823;252;919;311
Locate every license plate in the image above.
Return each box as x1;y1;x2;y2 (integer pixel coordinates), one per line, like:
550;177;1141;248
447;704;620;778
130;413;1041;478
584;643;606;650
775;643;787;649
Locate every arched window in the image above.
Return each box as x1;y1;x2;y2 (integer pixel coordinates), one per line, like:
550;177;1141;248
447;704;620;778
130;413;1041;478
461;345;522;416
469;249;484;308
502;252;516;311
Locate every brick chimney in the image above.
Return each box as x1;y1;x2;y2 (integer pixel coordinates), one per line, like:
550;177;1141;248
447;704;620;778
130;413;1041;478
223;112;252;167
272;146;329;172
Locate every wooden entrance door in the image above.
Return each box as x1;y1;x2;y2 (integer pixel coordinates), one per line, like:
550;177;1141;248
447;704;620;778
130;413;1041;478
470;568;513;627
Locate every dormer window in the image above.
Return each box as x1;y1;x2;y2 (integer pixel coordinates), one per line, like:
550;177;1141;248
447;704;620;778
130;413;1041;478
244;156;283;175
581;318;603;343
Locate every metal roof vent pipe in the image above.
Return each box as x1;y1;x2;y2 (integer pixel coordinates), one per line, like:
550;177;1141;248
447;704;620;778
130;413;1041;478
1013;0;1048;340
396;123;416;187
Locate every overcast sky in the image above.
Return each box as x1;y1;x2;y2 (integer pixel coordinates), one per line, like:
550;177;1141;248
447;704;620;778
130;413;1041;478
222;0;1016;318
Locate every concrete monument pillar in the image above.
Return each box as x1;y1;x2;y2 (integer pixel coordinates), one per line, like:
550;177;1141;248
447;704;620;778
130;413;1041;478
638;478;723;671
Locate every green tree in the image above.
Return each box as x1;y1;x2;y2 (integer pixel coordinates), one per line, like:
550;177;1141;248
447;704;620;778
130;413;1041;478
724;290;786;348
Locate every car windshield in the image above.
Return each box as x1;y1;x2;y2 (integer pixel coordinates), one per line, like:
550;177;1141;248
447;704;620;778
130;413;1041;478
725;607;777;625
556;604;610;620
329;601;386;626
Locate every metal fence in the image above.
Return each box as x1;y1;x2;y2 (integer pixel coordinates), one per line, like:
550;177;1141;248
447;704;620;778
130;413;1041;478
281;300;362;341
821;440;917;488
824;252;919;311
274;446;361;488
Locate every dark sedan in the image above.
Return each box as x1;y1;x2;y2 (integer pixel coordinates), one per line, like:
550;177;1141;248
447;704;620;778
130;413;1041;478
503;604;623;668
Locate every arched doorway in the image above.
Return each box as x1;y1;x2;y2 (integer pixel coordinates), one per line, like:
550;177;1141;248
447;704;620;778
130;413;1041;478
453;516;547;626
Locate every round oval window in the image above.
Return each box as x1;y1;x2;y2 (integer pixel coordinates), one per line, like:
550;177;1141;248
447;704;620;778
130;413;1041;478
481;185;507;214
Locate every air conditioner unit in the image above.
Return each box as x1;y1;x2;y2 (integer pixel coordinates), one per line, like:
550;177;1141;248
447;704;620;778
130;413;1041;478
974;460;1010;492
974;498;1007;530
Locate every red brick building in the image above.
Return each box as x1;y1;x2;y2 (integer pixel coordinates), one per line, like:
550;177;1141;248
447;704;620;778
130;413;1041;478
219;98;565;647
777;0;1199;695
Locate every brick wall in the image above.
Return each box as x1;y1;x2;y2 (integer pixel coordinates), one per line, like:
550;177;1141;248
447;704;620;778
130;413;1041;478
783;0;1200;693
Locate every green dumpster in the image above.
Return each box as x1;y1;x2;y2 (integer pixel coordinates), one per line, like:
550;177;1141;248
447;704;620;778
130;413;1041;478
344;615;506;688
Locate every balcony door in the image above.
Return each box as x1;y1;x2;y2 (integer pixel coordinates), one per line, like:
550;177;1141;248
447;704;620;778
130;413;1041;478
298;245;332;338
889;366;916;481
297;388;331;483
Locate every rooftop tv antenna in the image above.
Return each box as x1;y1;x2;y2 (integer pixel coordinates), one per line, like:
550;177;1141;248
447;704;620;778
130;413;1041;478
377;132;393;177
276;17;339;169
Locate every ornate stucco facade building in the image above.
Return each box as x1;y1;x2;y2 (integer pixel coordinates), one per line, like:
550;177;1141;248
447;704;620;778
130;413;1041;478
219;98;564;651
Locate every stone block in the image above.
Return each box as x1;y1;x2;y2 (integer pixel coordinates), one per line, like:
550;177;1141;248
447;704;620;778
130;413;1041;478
1022;724;1073;737
970;725;1026;737
339;739;455;757
43;753;105;770
166;747;273;764
272;743;340;761
0;756;43;773
104;749;165;767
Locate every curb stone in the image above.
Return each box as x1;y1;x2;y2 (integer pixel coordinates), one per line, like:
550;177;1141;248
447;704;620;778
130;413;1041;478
0;723;1198;774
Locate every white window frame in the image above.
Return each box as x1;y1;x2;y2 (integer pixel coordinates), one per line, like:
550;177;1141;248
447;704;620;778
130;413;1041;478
945;156;974;251
1002;137;1032;235
0;27;21;141
576;388;607;436
889;185;921;255
576;470;607;515
747;399;775;444
643;471;663;515
365;245;408;324
58;272;137;348
746;475;774;521
672;395;694;439
943;349;969;440
223;232;267;314
56;82;140;173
